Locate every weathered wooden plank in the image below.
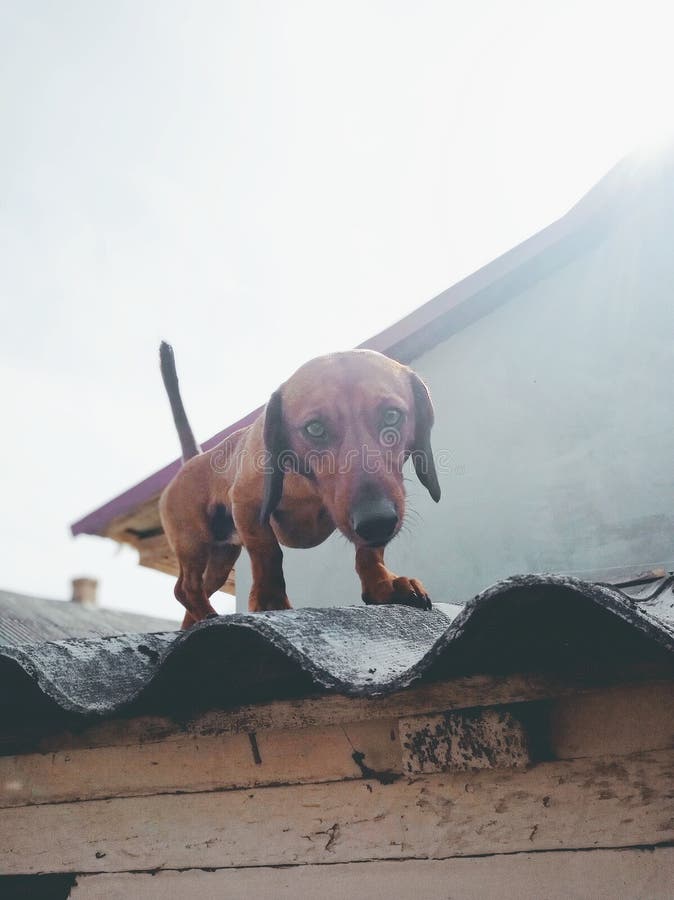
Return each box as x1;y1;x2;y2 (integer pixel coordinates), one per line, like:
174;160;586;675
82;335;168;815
2;749;672;875
0;719;400;809
68;847;674;900
5;680;671;809
400;707;531;774
549;681;674;759
19;669;671;755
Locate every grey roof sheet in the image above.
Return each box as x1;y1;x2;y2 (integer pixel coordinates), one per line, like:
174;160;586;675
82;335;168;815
0;589;179;647
0;574;672;732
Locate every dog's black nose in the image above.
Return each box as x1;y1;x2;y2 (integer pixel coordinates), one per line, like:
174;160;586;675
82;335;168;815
351;497;399;546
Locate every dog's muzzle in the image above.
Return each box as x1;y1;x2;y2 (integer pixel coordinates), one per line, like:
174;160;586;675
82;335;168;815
350;496;399;546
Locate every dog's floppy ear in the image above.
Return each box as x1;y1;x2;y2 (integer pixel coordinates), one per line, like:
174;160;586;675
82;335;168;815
409;371;441;503
260;389;287;523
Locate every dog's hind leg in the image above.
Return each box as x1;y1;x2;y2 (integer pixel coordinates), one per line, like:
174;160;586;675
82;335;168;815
174;547;219;627
176;545;240;628
203;543;241;599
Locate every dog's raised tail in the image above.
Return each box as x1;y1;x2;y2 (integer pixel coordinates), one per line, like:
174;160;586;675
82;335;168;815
159;341;201;462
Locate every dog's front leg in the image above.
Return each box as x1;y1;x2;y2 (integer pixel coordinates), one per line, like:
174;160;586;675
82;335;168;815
234;504;292;612
247;529;292;612
355;546;431;610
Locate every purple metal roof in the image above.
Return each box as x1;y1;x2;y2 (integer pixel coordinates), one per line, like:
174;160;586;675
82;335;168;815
71;154;636;538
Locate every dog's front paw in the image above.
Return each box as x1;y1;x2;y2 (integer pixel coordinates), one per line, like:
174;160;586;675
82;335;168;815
362;577;432;611
249;589;293;612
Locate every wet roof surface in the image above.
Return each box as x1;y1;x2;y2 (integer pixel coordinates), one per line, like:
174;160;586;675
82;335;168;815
1;574;672;732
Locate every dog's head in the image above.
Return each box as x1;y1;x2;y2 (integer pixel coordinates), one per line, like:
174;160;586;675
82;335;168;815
261;350;440;546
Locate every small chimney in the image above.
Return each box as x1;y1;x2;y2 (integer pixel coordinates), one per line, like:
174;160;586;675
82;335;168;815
71;577;98;608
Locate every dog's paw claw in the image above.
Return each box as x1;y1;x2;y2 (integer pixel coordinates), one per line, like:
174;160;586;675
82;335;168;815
391;577;432;611
394;591;432;611
361;583;432;611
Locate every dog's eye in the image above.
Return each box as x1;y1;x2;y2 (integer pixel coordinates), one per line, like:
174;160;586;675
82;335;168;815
382;408;402;427
305;420;327;440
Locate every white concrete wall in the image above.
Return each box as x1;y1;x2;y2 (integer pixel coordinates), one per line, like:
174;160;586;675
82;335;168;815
237;180;674;610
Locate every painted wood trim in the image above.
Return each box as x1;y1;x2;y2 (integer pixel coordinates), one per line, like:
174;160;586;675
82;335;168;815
2;748;672;875
0;719;401;809
549;681;674;760
68;846;674;900
3;681;673;810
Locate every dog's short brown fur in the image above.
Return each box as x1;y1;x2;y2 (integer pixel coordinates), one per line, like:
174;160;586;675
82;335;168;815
159;344;440;628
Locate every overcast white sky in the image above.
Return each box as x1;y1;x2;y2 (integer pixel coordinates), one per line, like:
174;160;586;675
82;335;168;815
2;0;672;621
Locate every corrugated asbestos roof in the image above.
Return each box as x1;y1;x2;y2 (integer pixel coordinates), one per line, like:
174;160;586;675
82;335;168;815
1;574;672;732
0;589;178;647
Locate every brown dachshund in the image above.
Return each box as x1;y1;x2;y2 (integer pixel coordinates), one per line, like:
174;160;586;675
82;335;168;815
159;343;440;628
